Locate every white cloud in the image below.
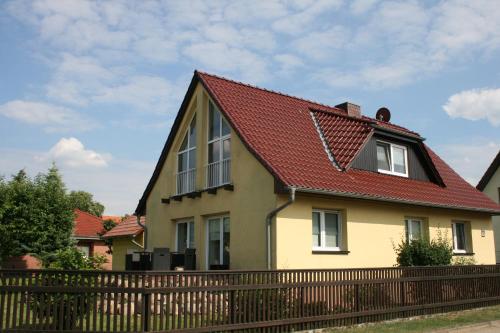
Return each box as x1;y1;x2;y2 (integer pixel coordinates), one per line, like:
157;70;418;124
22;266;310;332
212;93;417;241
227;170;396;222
437;141;500;185
443;88;500;126
39;137;111;168
294;26;350;61
0;100;95;132
183;42;269;83
0;147;152;215
349;0;379;15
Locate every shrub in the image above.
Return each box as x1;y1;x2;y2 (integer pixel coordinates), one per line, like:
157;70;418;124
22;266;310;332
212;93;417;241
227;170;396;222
43;246;107;270
394;230;453;266
452;256;476;265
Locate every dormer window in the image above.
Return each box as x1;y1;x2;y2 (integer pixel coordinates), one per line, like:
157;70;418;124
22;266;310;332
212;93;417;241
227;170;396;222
176;116;196;194
377;141;408;177
206;101;231;188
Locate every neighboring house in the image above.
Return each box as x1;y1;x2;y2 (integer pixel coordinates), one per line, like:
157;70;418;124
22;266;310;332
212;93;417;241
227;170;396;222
477;151;500;263
102;216;145;270
73;209;112;270
135;71;500;270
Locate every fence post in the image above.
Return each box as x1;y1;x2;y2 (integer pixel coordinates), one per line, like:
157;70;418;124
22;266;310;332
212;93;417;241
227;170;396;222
230;290;236;323
143;287;151;331
400;281;405;306
355;284;360;324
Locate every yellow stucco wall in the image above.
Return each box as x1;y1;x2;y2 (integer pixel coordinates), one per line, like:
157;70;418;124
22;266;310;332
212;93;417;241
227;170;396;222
145;83;277;270
111;235;143;270
275;193;495;268
481;166;500;263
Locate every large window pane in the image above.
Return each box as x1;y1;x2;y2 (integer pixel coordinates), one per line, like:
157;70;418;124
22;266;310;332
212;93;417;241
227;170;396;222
180;134;188;151
209;102;221;140
188;222;195;249
222;118;230;136
393;146;406;174
223;139;231;160
455;223;466;250
188;149;196;169
312;212;321;247
223;217;230;266
324;213;339;248
208;141;220;164
208;219;221;265
189;116;196;148
178;152;187;172
410;220;421;240
177;223;187;252
377;143;391;171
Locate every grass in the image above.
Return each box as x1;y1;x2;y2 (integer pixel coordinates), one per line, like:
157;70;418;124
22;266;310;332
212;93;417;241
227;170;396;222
327;305;500;333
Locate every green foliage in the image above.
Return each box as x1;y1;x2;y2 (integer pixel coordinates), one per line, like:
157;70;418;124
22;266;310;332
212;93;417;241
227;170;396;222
452;256;477;265
99;218;118;254
68;190;105;217
394;230;453;266
46;246;108;270
0;166;75;265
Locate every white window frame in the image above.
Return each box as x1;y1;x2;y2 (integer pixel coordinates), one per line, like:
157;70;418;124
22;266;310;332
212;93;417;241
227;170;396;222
405;218;423;241
205;215;230;269
206;101;231;188
312;210;342;252
452;221;467;254
176;116;197;194
175;220;195;252
377;140;409;177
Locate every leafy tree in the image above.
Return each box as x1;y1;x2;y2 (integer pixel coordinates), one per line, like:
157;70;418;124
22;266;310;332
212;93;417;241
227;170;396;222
99;218;118;254
394;230;453;266
68;190;105;217
0;165;85;266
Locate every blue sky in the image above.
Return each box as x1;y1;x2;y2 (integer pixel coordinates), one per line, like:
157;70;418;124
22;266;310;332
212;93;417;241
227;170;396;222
0;0;499;215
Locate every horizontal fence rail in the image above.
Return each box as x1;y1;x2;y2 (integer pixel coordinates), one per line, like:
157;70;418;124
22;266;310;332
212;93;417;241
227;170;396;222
1;265;500;332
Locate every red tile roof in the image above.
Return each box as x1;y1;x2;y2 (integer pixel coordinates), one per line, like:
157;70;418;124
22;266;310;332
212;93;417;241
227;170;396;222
73;209;105;238
312;109;373;170
135;71;500;214
102;216;145;238
102;215;123;224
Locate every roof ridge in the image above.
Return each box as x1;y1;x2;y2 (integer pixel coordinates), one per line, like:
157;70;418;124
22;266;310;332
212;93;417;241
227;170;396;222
74;209;103;222
195;70;345;113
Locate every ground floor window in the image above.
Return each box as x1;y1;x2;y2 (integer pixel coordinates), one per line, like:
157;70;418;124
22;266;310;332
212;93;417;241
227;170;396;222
312;210;341;251
452;221;468;253
207;216;230;269
77;244;91;257
176;220;195;252
405;218;423;241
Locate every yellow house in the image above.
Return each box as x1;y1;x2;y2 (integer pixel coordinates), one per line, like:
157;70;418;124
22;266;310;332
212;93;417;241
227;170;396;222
102;216;145;270
477;151;500;263
135;71;500;270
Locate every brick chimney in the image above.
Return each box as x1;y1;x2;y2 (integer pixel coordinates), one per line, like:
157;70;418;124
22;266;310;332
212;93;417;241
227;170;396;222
335;102;361;118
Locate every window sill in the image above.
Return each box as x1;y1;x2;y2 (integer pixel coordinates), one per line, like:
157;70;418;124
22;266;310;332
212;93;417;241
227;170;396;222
378;169;408;178
312;250;350;255
453;252;475;256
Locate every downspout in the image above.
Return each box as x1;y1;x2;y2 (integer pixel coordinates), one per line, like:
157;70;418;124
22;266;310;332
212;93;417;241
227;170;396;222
136;214;148;251
266;187;296;270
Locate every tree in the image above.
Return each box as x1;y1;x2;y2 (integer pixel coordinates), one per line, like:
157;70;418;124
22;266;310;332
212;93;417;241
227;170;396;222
68;190;105;217
0;165;82;265
99;218;118;254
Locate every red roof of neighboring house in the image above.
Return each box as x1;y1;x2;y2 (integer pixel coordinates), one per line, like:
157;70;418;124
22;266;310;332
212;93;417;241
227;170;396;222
102;216;145;239
73;209;105;239
102;215;123;224
135;71;500;214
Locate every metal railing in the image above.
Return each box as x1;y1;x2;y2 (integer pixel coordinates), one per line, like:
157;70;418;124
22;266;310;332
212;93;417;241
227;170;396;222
205;159;231;188
1;265;500;332
175;169;196;195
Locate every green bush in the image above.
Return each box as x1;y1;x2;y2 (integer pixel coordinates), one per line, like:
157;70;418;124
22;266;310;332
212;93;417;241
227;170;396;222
394;230;453;266
452;256;476;265
43;246;108;270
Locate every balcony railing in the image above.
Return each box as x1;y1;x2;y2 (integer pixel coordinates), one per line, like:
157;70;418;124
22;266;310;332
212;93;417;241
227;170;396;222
206;159;231;188
176;168;196;195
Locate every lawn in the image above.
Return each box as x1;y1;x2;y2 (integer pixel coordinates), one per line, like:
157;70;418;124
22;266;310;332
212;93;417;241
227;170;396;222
328;305;500;333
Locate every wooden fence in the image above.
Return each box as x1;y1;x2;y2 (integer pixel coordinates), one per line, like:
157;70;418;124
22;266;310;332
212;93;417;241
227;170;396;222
1;265;500;332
